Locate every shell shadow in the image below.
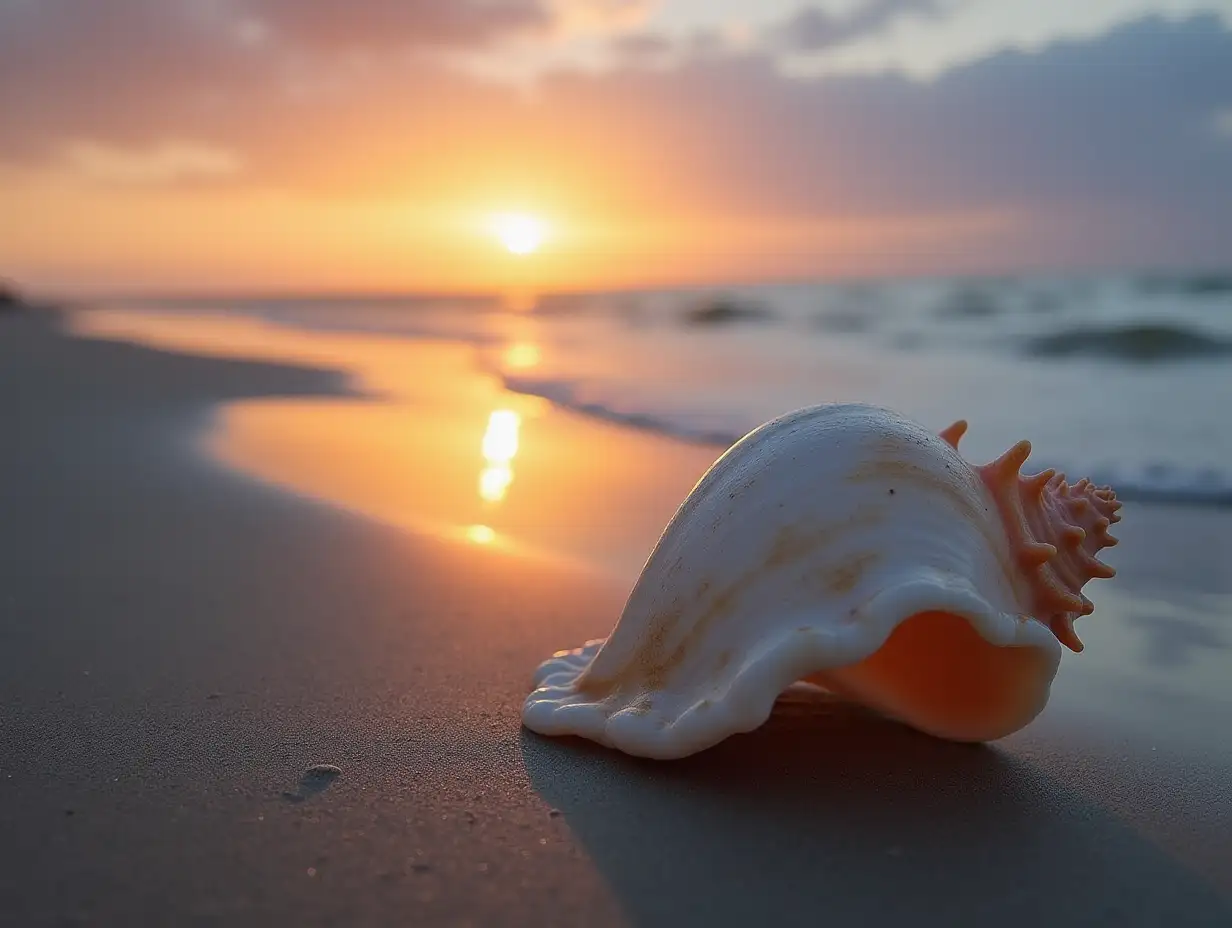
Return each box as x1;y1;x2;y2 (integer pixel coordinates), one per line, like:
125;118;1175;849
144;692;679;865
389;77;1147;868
521;687;1230;927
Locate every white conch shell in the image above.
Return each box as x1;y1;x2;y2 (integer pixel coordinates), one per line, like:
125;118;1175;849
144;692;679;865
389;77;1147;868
522;404;1120;760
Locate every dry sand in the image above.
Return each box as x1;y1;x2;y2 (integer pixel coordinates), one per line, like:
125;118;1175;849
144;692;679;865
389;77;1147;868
1;308;1229;926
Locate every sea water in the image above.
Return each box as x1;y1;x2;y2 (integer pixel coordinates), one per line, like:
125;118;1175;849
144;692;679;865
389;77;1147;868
104;272;1232;506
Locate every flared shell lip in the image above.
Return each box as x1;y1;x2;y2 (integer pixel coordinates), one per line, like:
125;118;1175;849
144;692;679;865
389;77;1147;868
522;571;1062;760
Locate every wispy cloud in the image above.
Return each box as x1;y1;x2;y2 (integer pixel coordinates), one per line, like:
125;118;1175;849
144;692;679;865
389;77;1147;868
61;140;243;185
768;0;944;53
244;0;551;50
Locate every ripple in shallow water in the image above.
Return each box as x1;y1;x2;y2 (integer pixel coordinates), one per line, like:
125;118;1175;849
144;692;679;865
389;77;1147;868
681;296;776;327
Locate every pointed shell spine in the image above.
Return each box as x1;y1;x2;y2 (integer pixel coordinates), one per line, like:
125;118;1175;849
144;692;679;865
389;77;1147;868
947;427;1121;652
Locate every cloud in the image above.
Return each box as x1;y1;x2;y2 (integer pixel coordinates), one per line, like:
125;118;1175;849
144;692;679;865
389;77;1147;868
769;0;944;53
540;15;1232;214
551;0;657;32
246;0;550;50
61;140;243;185
539;13;1232;266
611;30;675;61
0;1;267;157
0;0;555;159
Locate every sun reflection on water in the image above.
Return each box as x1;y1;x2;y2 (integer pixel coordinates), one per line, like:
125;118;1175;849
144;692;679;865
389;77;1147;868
479;466;513;502
503;342;540;370
465;524;497;545
478;408;521;504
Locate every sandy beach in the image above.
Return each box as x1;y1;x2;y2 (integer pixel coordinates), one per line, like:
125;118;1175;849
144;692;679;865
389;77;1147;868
2;307;1230;926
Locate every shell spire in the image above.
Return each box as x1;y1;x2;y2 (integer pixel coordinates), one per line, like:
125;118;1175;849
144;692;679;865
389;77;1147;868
973;439;1120;652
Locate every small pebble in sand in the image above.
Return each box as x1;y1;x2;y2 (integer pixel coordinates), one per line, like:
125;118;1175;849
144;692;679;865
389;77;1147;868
304;764;342;779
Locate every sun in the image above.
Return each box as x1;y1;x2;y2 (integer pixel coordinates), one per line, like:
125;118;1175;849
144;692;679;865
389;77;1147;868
489;212;547;255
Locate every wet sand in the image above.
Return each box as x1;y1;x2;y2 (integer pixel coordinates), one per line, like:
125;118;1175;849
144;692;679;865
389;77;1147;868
1;308;1229;926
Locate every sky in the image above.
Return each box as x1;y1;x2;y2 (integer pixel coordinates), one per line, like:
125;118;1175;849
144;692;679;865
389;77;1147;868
2;0;1231;293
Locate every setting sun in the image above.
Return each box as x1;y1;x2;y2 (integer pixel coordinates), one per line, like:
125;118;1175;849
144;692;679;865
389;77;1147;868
489;213;547;255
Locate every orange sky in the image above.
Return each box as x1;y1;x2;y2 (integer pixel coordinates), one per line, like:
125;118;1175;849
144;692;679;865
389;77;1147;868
2;2;1230;295
0;160;1021;294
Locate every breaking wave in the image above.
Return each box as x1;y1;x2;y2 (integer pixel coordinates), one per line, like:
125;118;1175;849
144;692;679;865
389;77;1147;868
1022;323;1232;362
500;374;1232;507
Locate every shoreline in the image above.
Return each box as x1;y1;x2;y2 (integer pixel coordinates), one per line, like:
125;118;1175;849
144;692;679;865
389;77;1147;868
69;305;1232;595
70;300;1232;510
70;306;722;579
2;308;1229;924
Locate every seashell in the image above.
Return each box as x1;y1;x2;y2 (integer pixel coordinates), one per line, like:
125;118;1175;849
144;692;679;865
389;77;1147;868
522;404;1121;760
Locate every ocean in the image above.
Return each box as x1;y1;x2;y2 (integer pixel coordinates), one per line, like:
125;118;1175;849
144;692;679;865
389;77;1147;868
99;272;1232;507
